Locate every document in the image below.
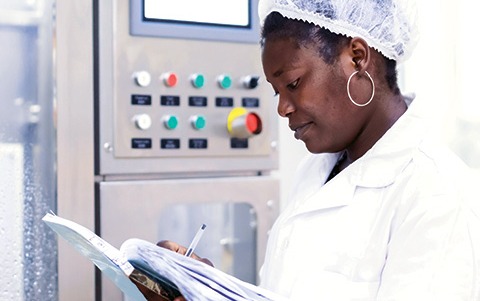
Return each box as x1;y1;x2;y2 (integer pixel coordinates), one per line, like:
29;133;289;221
42;212;286;301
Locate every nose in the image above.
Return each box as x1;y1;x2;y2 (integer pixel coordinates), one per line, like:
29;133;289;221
277;95;295;118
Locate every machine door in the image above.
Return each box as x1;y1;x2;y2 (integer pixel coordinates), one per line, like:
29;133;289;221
99;176;279;300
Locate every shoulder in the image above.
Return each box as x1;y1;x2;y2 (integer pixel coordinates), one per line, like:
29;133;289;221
386;134;477;232
410;135;470;199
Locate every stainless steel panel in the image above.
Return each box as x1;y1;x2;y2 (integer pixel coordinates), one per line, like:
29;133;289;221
98;0;278;175
99;176;279;300
56;0;96;300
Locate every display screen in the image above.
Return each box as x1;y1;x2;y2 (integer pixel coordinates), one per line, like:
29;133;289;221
143;0;250;28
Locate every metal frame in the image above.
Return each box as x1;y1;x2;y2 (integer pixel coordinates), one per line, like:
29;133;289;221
56;1;95;300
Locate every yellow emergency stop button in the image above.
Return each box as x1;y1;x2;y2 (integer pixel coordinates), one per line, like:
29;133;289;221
227;107;262;138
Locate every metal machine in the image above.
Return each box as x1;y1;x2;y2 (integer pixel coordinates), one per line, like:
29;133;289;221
95;0;279;299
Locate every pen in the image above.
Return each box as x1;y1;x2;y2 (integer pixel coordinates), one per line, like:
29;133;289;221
185;224;206;257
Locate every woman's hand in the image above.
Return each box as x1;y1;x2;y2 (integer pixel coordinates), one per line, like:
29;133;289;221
157;240;214;267
134;240;213;300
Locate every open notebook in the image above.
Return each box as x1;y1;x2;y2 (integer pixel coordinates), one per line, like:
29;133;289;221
42;212;286;301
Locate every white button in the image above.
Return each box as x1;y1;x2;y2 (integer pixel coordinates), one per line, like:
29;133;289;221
133;114;152;130
133;71;151;87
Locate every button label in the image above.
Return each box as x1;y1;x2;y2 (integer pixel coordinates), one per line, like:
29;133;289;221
189;96;208;107
189;139;208;149
131;94;152;105
215;97;234;107
230;138;249;149
161;138;180;149
242;97;259;108
161;95;180;106
131;138;152;149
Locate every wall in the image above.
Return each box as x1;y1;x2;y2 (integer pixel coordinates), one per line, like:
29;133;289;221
403;0;480;170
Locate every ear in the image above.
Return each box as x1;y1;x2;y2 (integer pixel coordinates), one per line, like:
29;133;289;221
350;37;370;75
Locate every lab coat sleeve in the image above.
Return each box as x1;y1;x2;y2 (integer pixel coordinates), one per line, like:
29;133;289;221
376;192;477;301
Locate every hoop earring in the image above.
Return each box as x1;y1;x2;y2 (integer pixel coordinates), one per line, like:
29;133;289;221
347;71;375;107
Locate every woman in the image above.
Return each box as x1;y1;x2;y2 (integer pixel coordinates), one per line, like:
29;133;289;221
258;5;477;300
142;0;479;300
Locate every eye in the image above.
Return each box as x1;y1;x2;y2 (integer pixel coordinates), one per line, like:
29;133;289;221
287;78;300;91
270;86;279;97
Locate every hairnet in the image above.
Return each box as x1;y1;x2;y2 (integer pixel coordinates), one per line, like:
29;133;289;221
258;0;418;62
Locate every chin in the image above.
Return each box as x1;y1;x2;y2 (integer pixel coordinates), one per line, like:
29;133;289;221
304;142;322;154
304;141;338;154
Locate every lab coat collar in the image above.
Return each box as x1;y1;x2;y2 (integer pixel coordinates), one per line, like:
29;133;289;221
350;93;425;188
293;94;426;214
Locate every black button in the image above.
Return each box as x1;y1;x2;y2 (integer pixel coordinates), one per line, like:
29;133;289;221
246;76;260;89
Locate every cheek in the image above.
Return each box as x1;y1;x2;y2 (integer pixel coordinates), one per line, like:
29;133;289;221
305;95;344;126
300;69;351;124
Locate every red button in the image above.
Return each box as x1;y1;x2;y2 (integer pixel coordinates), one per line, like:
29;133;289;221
163;73;178;87
246;113;262;134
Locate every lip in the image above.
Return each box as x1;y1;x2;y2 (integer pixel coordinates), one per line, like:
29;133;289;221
290;122;313;140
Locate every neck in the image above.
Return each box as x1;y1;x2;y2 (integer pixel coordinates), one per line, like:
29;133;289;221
343;93;407;167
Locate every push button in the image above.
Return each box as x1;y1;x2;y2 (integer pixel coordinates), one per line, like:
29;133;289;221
161;72;178;87
190;73;205;88
217;74;232;89
227;107;262;138
133;71;151;87
190;115;206;130
242;75;260;89
132;114;152;130
163;115;178;130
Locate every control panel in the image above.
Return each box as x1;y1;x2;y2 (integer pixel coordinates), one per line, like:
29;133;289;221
97;0;278;174
116;67;270;158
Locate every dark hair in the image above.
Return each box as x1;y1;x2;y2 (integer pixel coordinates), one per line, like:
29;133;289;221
260;12;400;94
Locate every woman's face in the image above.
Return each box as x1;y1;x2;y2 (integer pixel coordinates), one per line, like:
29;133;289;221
262;37;366;154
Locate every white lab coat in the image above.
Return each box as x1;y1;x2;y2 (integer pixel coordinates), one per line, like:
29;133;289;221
260;95;480;300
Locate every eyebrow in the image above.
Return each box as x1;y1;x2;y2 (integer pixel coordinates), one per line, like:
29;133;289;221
272;69;284;78
272;57;300;78
264;69;283;84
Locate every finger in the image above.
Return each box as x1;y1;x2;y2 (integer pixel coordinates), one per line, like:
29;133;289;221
157;240;213;267
157;240;188;255
196;256;214;267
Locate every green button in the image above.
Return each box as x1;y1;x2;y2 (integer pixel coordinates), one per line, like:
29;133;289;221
164;115;178;130
192;115;206;130
192;74;205;88
219;75;232;89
